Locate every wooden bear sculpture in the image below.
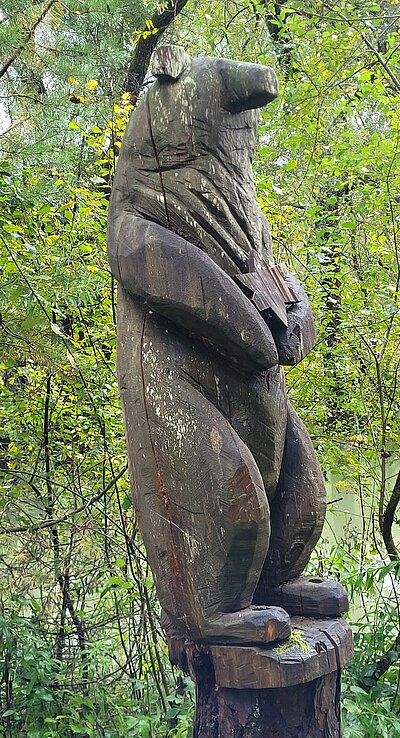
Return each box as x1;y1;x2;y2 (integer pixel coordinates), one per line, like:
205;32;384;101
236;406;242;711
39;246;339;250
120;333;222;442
108;46;347;645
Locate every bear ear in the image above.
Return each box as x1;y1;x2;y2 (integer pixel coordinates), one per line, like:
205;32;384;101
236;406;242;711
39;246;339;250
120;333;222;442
151;45;190;81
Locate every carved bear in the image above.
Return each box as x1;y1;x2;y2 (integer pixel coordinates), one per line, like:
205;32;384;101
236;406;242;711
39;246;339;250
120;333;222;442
107;46;345;644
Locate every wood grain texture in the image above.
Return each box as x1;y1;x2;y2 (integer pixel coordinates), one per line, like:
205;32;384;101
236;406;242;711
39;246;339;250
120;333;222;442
109;48;279;278
254;405;327;593
263;576;349;617
209;618;353;689
236;251;301;327
193;670;343;738
110;215;278;372
108;46;340;645
116;287;287;643
166;619;353;736
166;617;353;690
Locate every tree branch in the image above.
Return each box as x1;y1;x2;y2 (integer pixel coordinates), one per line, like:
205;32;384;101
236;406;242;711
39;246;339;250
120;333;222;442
0;464;128;534
325;3;400;92
124;0;190;101
251;0;293;77
0;0;57;81
381;469;400;562
359;28;400;92
360;630;400;690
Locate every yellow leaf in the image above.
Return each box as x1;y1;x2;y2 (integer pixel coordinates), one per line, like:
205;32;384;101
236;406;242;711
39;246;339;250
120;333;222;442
87;265;98;272
68;76;79;85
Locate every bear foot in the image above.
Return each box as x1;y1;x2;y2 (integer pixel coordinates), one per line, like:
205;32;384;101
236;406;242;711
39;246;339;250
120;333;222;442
263;576;349;617
200;605;291;645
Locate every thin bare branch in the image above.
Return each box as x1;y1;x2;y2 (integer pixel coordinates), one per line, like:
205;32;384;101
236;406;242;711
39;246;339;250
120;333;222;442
325;3;400;92
0;464;128;535
0;0;58;80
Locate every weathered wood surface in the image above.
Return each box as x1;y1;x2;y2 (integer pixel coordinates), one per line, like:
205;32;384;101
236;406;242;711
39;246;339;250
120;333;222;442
209;618;353;689
109;46;279;280
166;618;353;737
107;44;343;645
237;249;316;364
167;617;353;690
262;576;349;617
236;251;301;327
254;406;327;593
193;670;343;738
197;606;291;645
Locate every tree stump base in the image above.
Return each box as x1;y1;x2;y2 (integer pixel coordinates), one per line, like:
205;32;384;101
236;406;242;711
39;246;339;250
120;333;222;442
167;617;353;738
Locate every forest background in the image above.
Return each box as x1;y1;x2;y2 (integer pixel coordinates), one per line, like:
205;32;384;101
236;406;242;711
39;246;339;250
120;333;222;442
0;1;400;736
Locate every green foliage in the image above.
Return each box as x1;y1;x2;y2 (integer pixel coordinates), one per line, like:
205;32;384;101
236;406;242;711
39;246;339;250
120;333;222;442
0;595;194;737
1;0;400;735
343;685;400;738
0;0;146;171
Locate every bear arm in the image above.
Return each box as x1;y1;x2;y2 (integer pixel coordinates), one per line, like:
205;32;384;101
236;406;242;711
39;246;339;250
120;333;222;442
270;272;316;365
108;214;278;372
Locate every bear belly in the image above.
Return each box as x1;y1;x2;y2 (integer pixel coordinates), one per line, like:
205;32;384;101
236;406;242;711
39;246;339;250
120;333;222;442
116;287;287;636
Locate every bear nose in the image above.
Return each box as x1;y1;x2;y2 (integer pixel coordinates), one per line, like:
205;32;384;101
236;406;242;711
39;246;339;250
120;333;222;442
219;60;278;113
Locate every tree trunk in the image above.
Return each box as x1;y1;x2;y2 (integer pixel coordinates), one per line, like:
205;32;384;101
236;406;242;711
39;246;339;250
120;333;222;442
167;617;353;738
192;652;341;738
